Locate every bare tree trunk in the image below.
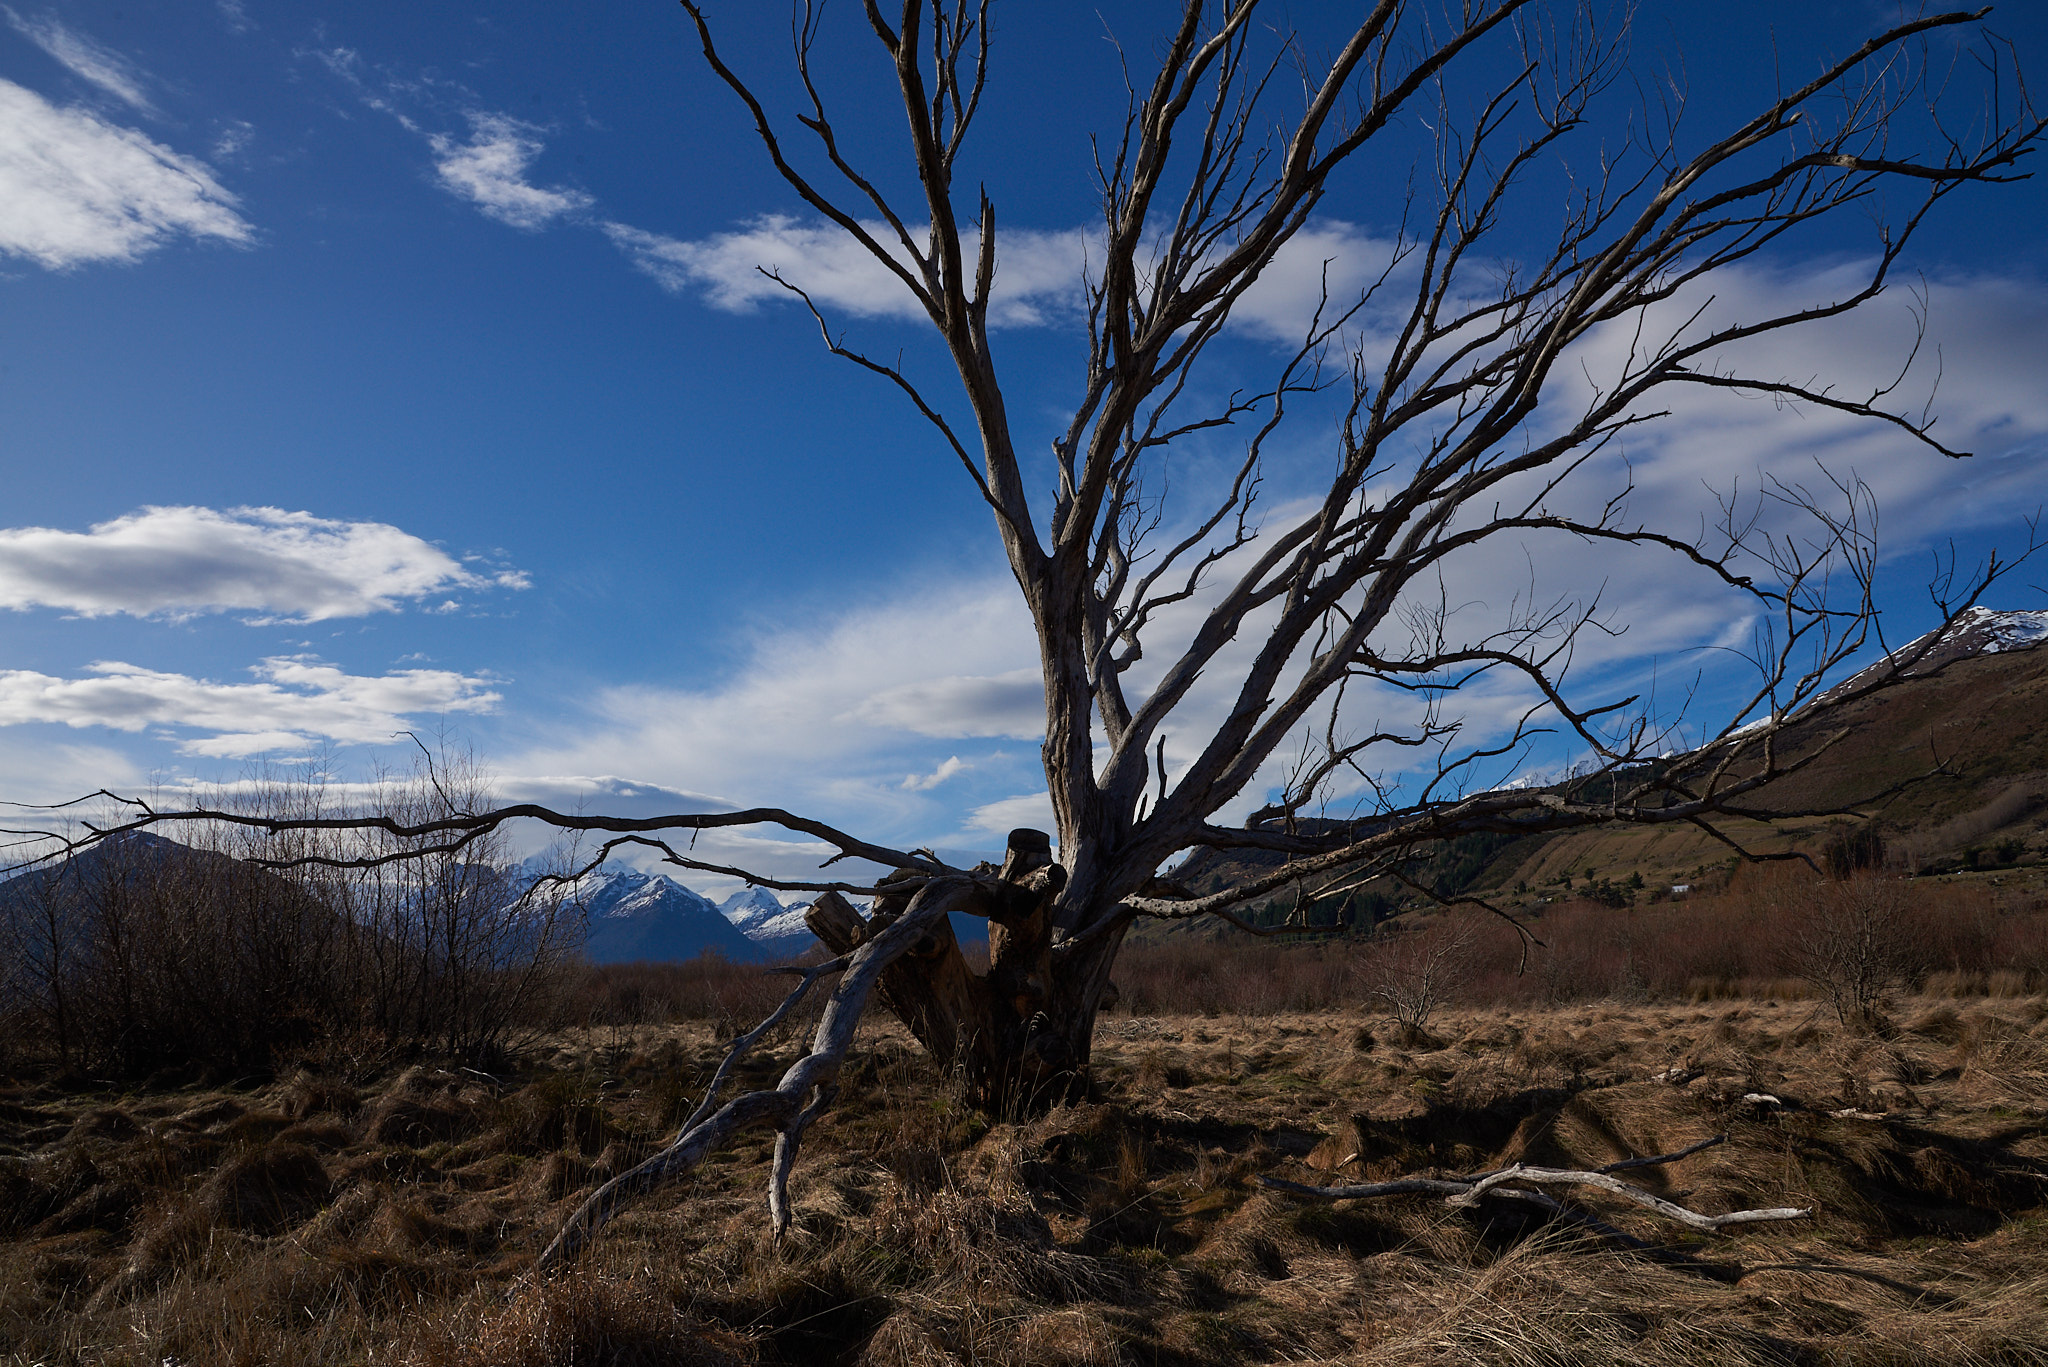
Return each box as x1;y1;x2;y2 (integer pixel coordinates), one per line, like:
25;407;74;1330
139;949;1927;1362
805;827;1093;1109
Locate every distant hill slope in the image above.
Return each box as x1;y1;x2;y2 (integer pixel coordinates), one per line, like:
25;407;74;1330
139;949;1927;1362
1505;609;2048;890
1156;609;2048;932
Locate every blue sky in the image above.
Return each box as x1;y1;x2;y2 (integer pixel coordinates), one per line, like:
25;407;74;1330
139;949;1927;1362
2;1;2045;893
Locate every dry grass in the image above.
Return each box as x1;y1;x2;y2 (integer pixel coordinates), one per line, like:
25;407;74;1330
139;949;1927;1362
3;994;2047;1366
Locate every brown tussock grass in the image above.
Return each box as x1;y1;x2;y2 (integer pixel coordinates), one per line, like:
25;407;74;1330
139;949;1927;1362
2;995;2046;1365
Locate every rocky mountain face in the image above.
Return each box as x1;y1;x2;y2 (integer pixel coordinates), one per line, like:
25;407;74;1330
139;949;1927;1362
567;866;766;965
717;885;820;959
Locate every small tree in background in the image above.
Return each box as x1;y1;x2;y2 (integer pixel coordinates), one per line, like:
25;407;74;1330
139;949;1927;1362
1777;875;1918;1030
1359;913;1479;1046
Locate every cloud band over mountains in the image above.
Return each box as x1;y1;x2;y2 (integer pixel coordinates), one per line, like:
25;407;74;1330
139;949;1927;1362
0;656;501;757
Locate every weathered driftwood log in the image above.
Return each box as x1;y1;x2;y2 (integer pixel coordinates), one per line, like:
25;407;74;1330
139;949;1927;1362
1259;1134;1810;1249
535;875;984;1273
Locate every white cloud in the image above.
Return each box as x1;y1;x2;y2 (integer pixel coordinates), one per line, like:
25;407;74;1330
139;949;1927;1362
0;505;528;622
211;119;254;161
603;213;1407;338
605;216;1090;326
0;78;251;269
855;669;1043;740
3;8;154;112
901;755;967;791
502;577;1042;837
0;657;502;756
965;792;1055;838
429;113;590;230
0;733;142;811
1227;221;1411;342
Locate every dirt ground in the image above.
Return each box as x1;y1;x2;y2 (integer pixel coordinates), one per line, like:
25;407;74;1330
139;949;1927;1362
5;995;2048;1365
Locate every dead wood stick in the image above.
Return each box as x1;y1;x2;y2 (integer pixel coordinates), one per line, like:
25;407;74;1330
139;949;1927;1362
1597;1134;1727;1174
1441;1134;1730;1186
678;954;850;1135
1445;1163;1810;1231
1258;1134;1807;1239
1259;1175;1475;1200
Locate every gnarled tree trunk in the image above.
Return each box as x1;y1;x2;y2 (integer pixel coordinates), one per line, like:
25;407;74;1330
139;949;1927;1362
805;826;1118;1109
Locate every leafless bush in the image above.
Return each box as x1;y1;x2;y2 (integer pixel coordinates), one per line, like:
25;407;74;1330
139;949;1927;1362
0;821;352;1075
1105;937;1356;1016
1;752;575;1074
303;751;578;1063
1768;875;1921;1030
568;955;829;1029
1357;915;1480;1043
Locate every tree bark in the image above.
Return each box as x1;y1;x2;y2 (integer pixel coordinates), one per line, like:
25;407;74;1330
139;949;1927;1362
803;828;1079;1109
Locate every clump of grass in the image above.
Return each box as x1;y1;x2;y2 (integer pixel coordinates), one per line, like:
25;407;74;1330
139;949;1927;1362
198;1140;331;1233
409;1273;757;1367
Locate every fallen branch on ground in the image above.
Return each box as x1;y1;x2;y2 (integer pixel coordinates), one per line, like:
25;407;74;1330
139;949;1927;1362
530;878;978;1275
1259;1134;1810;1244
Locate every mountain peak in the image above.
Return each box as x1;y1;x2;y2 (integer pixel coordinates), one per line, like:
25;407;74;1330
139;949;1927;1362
1817;605;2048;706
719;885;789;921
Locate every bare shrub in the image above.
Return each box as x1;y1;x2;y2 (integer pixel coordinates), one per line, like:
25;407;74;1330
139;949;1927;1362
1105;937;1355;1016
568;954;826;1028
304;750;578;1064
1357;914;1479;1043
0;826;353;1075
1770;875;1920;1030
0;751;576;1075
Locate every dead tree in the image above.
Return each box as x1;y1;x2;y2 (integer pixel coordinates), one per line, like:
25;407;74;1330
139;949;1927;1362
10;2;2043;1258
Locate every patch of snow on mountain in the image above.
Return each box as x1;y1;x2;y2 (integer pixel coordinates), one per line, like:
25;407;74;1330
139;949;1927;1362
718;885;790;930
1956;605;2048;651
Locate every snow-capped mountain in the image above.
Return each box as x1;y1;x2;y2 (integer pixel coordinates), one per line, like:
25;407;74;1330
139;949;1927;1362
1820;605;2048;704
718;885;819;960
562;865;763;964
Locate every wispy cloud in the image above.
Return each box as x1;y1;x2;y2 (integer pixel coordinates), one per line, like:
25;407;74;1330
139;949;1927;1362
603;216;1092;326
0;657;502;757
3;8;154;112
855;670;1043;740
963;791;1055;837
0;506;529;622
603;215;1406;338
901;755;968;791
211;119;254;162
428;112;591;230
504;577;1042;835
0;79;250;269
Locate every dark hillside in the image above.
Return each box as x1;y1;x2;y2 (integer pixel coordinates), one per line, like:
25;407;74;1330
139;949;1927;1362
1168;630;2048;922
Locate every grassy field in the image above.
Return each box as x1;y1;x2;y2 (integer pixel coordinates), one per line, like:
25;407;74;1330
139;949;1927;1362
6;985;2048;1366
